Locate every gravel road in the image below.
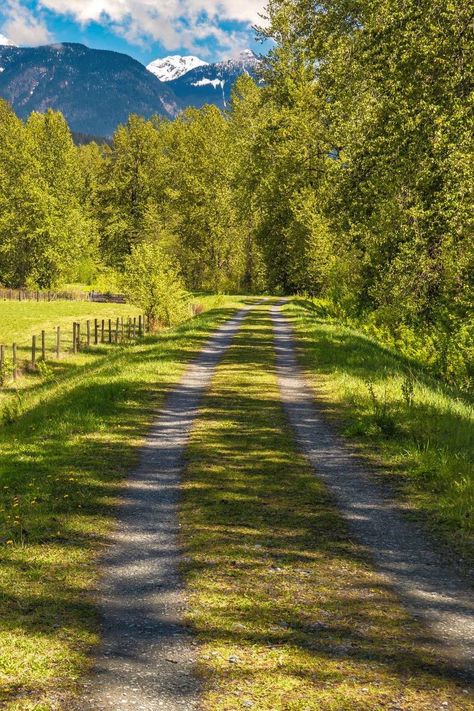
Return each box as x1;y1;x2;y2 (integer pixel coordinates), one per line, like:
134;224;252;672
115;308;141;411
271;301;474;682
83;304;256;710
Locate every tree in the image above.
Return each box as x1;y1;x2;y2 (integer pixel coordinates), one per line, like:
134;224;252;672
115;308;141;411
121;240;191;328
97;115;166;267
25;109;96;287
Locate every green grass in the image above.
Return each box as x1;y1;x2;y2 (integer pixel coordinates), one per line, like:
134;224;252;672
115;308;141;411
0;295;249;710
0;295;223;409
0;300;142;347
182;302;473;710
284;298;474;565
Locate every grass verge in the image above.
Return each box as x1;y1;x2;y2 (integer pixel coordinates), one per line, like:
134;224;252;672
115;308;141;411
283;299;474;566
181;303;473;710
0;295;248;710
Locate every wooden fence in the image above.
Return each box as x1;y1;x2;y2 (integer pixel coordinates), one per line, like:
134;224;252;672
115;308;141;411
0;289;126;303
0;314;148;385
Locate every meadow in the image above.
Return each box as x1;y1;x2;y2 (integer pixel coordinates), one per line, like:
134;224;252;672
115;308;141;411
0;299;141;349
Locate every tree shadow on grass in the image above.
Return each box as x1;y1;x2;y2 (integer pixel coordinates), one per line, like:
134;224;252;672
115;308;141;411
181;306;474;708
0;302;471;709
0;304;248;704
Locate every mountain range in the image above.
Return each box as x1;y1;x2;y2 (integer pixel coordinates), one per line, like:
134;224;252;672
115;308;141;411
156;50;261;111
0;40;261;138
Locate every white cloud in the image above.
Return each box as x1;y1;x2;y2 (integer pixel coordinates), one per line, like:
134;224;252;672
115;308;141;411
37;0;266;55
1;0;53;46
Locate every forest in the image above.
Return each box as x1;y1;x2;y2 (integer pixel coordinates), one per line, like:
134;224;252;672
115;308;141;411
0;0;472;391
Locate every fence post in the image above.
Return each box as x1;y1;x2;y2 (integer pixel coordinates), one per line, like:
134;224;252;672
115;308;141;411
115;318;119;344
108;319;112;344
76;323;81;351
41;330;46;361
138;315;143;337
127;318;131;339
101;320;105;344
12;343;17;379
0;345;4;374
133;317;137;338
72;323;77;354
86;320;91;348
32;336;36;369
121;317;124;342
56;327;61;359
94;319;98;345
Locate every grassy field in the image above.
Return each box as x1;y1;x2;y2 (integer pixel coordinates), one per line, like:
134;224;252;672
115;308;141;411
284;299;474;565
182;302;472;710
0;295;248;710
0;300;141;353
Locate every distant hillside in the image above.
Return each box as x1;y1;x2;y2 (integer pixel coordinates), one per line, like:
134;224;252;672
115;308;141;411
71;131;113;147
0;43;181;136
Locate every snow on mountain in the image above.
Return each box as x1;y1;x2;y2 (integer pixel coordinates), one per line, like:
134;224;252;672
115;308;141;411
224;49;259;67
191;78;224;89
147;55;208;82
166;49;261;110
0;34;16;47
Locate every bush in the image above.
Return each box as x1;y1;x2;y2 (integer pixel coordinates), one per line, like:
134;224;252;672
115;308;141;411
121;242;191;328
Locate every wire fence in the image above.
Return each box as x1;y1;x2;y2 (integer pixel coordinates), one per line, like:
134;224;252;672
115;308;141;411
0;314;148;386
0;289;126;303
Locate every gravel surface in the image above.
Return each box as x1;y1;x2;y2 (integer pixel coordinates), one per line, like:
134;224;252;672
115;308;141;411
271;302;474;682
82;305;256;711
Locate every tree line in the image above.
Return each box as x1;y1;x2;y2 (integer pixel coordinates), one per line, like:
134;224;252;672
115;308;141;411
0;0;472;388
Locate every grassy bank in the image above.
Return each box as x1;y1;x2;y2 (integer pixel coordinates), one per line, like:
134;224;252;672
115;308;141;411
0;295;247;710
284;299;474;565
182;303;472;710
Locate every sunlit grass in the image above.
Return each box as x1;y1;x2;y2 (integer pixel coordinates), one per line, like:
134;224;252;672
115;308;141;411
0;300;141;348
0;296;249;710
181;303;472;710
284;299;474;563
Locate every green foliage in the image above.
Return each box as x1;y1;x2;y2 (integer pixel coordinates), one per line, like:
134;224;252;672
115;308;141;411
253;0;473;390
0;104;99;289
0;2;471;389
121;241;191;327
2;391;23;426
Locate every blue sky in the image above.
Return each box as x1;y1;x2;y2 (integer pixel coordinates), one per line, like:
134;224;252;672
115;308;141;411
0;0;268;64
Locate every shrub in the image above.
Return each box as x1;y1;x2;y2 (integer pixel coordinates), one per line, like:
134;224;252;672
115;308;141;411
121;242;191;329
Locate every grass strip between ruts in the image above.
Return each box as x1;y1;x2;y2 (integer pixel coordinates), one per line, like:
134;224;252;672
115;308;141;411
181;302;473;711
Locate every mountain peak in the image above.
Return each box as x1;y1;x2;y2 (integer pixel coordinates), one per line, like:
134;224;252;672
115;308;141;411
147;55;208;82
237;49;257;60
0;34;16;47
217;49;259;69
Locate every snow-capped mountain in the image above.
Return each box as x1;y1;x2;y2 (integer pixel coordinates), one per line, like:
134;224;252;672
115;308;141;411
147;55;208;82
166;49;261;110
0;43;180;136
0;34;16;47
0;43;262;137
